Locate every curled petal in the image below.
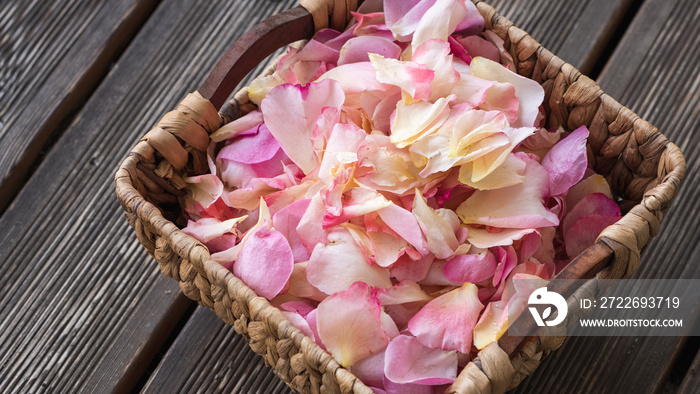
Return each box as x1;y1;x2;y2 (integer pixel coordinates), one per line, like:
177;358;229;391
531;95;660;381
378;203;430;255
413;189;459;259
184;174;223;210
412;39;461;100
390;96;451;148
369;53;434;100
377;280;432;305
470;57;545;128
411;0;469;50
316;282;390;367
323;188;392;228
457;157;559;229
210;110;264;142
466;226;536;249
408;282;484;353
181;216;248;243
384;335;458;385
542;126;589;196
261;79;345;174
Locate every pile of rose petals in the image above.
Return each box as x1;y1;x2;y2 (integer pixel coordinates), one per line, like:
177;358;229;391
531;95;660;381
181;0;622;391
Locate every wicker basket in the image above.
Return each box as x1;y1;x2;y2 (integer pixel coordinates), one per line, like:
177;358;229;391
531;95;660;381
114;0;686;392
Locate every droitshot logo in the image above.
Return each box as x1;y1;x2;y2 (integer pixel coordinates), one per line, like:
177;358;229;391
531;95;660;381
528;287;568;327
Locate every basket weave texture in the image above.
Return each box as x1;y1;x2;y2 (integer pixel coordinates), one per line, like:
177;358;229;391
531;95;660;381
114;0;686;392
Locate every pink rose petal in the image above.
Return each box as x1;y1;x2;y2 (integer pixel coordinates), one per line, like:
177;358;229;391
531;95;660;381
563;192;621;238
233;228;294;300
443;250;497;283
408;282;484;353
307;227;392;294
272;199;312;262
542;126;590;196
217;124;280;164
384;335;458;385
316;282;390;367
261;79;345;174
339;36;402;65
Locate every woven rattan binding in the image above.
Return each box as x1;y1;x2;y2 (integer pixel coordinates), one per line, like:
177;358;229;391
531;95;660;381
114;0;686;392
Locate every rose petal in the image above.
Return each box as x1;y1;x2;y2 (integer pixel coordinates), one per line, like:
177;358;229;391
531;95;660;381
369;53;434;100
390;253;435;282
307;227;392;294
390;96;451;148
443;250;497;283
210;110;264;142
565;174;613;210
273;199;312;262
234;228;294;299
470;57;545;128
413;189;459;259
377;203;430;255
181;216;248;243
261;79;345;174
563;193;621;238
408;283;484;353
457;157;559;229
339;36;402;65
316;282;390;367
466;226;536;249
542;126;589;196
384;335;458;385
217;124;280;164
411;0;469;50
377;280;433;305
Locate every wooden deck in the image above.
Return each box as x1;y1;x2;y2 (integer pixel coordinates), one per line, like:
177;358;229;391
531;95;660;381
0;0;698;392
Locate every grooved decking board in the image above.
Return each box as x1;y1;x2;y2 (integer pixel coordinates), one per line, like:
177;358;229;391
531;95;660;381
141;307;292;394
0;0;161;213
138;0;638;392
513;0;700;393
0;0;298;392
679;350;700;393
487;0;634;74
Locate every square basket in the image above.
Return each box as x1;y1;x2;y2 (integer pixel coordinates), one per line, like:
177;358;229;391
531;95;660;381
114;0;686;392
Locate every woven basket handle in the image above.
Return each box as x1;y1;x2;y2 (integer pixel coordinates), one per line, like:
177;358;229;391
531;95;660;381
199;0;361;110
198;6;314;109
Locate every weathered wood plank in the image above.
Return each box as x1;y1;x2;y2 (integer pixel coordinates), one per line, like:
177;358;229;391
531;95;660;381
488;0;635;74
0;0;298;392
679;349;700;393
138;0;638;392
0;0;162;213
513;0;700;392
